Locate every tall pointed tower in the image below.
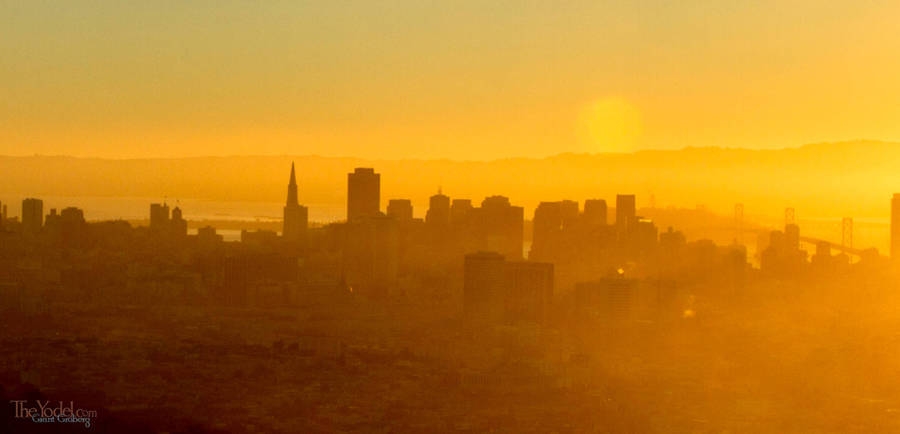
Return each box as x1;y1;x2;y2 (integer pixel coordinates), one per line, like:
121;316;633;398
283;162;308;243
286;162;298;206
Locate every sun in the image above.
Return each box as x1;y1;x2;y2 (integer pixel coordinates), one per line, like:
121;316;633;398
578;98;642;152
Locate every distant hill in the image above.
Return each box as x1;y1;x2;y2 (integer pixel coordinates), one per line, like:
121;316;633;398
1;140;897;220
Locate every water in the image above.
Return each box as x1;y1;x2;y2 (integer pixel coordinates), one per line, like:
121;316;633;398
0;196;346;223
0;196;891;253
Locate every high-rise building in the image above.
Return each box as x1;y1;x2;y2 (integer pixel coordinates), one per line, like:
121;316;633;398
784;223;800;251
21;198;43;235
575;277;637;321
450;199;473;225
505;261;554;324
386;199;413;221
616;194;636;234
340;215;398;297
347;168;380;221
426;190;450;227
150;203;170;231
463;252;553;324
171;206;188;237
583;199;607;226
283;162;309;242
532;201;563;259
463;251;507;321
477;195;524;260
892;194;900;259
560;200;579;228
59;207;86;246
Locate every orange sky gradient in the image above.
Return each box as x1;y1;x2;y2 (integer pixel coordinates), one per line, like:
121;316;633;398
3;1;900;159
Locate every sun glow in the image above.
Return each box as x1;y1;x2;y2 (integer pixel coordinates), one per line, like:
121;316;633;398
579;98;642;153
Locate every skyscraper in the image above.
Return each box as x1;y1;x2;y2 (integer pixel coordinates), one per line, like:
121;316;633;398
892;194;900;259
450;199;473;225
560;200;579;228
426;190;450;227
583;199;608;226
531;201;563;259
283;162;309;242
171;206;188;237
59;207;86;246
463;251;506;321
341;215;398;297
387;199;413;221
616;194;636;234
21;198;43;235
150;203;170;231
477;195;524;260
347;168;380;221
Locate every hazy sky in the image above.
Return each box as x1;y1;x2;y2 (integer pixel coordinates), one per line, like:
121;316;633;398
3;1;900;159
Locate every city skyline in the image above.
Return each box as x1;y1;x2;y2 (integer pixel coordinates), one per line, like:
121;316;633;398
5;2;900;432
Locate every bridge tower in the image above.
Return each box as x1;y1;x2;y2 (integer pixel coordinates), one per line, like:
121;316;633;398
842;217;853;249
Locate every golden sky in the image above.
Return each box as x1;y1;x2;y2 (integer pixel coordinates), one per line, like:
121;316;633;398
3;1;900;159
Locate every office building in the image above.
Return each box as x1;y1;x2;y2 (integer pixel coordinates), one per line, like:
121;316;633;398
387;199;413;221
426;190;451;228
463;251;507;321
171;206;188;237
464;252;554;324
476;195;524;260
347;168;380;221
583;199;607;226
616;194;636;234
150;203;170;231
21;198;43;235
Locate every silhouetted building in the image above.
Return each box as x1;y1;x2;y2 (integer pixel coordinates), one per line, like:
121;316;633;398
150;203;170;231
532;201;563;259
171;206;188;237
451;199;473;225
242;229;279;246
616;194;636;235
59;207;86;246
21;198;43;235
583;199;608;226
463;252;506;321
505;261;554;324
283;162;309;243
197;225;222;247
784;223;800;251
340;215;398;297
560;200;579;228
760;229;806;275
426;190;451;228
575;276;637;321
387;199;413;221
464;252;553;324
347;168;380;221
476;196;524;260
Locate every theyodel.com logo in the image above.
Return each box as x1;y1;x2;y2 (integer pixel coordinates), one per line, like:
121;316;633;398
10;400;97;428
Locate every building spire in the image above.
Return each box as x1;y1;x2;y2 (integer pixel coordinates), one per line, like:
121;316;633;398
286;162;299;206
